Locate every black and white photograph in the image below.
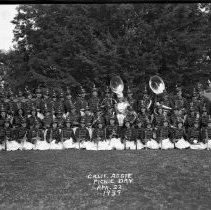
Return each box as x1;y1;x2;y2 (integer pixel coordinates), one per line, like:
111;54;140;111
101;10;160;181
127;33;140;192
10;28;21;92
0;3;211;209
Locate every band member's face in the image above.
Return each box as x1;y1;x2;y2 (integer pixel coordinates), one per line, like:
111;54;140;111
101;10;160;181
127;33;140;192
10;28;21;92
203;111;207;116
22;123;26;127
81;123;85;127
66;123;71;128
194;123;198;128
81;93;85;98
67;95;71;99
174;110;179;115
98;123;103;129
18;109;23;115
125;122;130;128
164;122;168;127
53;123;57;128
85;110;90;115
35;124;39;129
158;109;162;114
1;112;6;118
138;122;142;128
110;119;115;125
177;91;182;96
45;112;50;116
92;91;97;97
178;123;182;128
5;122;9;128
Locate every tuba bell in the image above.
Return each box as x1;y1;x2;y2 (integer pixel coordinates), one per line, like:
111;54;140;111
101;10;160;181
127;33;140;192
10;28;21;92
149;75;165;95
149;75;172;111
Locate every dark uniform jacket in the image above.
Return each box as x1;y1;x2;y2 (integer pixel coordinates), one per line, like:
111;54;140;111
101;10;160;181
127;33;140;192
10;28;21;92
46;128;61;143
61;127;75;141
75;127;90;141
92;128;106;141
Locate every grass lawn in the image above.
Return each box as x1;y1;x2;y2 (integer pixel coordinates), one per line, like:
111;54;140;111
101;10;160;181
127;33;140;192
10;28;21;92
0;149;211;210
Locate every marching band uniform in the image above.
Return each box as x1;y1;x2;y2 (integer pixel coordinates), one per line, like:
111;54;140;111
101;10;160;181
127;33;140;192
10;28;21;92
92;120;106;150
200;106;209;128
101;86;116;111
28;123;49;150
92;107;105;128
75;87;88;114
173;121;190;149
0;120;6;150
42;107;53;129
201;118;211;149
184;106;197;130
83;105;94;138
136;105;151;128
106;116;123;150
153;106;165;128
134;119;145;149
54;111;65;129
188;119;206;150
16;119;32;150
68;106;80;133
157;119;174;149
0;105;7;128
126;87;136;111
27;107;41;128
88;84;100;114
61;118;75;149
46;121;62;150
123;119;136;150
144;122;159;149
64;89;75;114
4;119;20;151
75;118;90;149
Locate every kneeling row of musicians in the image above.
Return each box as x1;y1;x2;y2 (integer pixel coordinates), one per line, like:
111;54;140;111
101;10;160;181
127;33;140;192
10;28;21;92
1;116;211;151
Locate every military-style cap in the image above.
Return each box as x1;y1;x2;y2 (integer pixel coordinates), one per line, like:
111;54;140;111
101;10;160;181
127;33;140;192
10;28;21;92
92;84;98;92
0;104;6;112
202;104;207;112
85;105;90;111
127;86;132;94
79;86;86;94
176;85;182;92
43;88;50;95
59;91;64;98
52;90;57;98
194;119;199;124
105;86;110;93
36;86;42;94
80;118;85;123
21;118;27;124
65;117;72;123
189;105;195;112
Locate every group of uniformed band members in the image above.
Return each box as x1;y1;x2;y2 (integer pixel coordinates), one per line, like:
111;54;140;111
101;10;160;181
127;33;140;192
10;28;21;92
0;82;211;151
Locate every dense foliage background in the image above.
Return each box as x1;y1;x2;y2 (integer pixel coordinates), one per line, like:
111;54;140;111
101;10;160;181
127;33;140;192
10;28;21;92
0;3;211;94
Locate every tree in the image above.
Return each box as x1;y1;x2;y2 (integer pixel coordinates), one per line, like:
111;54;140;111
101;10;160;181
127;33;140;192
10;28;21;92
7;3;211;95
